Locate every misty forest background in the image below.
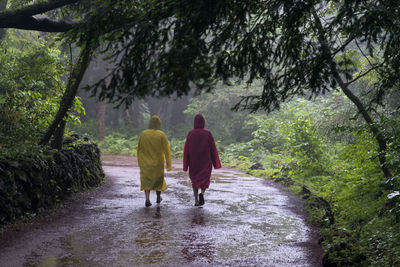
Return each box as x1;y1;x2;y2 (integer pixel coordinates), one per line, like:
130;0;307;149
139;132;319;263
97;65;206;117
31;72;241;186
1;0;400;266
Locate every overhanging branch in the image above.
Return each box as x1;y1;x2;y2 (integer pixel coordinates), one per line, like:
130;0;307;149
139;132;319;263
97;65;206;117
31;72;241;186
0;0;81;32
0;0;79;19
0;16;79;32
345;63;384;86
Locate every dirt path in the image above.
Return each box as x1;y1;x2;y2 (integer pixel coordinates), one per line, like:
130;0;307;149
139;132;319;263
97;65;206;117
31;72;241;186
0;155;323;266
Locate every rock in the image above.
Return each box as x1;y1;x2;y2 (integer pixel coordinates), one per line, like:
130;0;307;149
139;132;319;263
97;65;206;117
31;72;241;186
274;176;294;186
63;133;82;145
301;185;312;195
249;162;264;170
307;195;335;225
280;161;298;172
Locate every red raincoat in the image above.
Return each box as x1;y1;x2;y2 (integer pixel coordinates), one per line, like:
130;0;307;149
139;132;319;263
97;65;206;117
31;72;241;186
183;114;221;189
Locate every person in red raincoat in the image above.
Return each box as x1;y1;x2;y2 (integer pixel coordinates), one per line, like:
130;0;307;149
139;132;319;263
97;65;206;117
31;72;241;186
183;114;221;206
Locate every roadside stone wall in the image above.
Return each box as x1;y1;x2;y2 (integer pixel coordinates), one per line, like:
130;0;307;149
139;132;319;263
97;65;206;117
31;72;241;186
0;143;104;225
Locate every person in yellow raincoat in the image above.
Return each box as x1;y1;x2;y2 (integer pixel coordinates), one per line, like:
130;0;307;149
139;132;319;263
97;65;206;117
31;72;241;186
137;115;172;207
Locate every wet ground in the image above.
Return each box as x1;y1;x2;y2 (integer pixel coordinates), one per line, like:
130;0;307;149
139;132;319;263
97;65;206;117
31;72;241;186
0;155;323;266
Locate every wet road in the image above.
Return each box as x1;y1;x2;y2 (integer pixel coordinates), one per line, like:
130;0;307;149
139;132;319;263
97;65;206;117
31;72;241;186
0;155;322;266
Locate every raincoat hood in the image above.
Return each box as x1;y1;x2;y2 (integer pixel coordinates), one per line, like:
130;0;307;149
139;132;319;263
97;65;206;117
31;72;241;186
149;115;161;130
194;114;205;129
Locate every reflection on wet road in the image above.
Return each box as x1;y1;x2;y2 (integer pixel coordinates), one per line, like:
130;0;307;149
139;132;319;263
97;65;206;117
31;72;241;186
0;155;322;266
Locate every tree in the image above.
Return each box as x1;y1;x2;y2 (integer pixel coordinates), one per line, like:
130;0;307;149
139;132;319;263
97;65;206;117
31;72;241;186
84;59;113;141
39;35;93;147
2;1;400;180
184;83;261;144
71;0;398;180
0;0;80;32
0;0;97;148
146;95;190;134
0;32;85;157
96;98;106;141
0;0;7;39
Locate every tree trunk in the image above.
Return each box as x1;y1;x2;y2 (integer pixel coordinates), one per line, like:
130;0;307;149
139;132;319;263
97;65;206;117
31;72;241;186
0;0;78;32
131;100;140;128
96;99;106;141
332;69;392;179
147;97;162;117
312;11;392;180
0;0;7;40
147;97;178;131
50;119;66;149
40;39;93;147
124;107;133;126
170;95;189;125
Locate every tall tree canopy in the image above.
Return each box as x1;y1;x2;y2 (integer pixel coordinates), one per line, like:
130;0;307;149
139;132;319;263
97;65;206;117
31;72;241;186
2;0;399;111
61;1;399;110
2;0;399;178
66;0;399;179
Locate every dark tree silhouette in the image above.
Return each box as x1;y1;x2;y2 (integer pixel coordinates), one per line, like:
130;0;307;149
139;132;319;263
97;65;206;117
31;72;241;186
2;0;400;180
0;0;7;39
73;1;398;180
0;0;79;32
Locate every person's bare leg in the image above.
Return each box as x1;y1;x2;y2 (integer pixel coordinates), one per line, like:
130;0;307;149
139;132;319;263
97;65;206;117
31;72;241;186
145;190;151;206
199;188;206;205
145;190;150;201
156;191;162;203
193;187;199;205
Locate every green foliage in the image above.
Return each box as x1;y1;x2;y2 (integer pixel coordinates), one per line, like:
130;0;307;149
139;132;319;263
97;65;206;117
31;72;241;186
1;91;54;158
68;118;98;140
221;142;256;162
185;83;262;144
63;0;400;119
169;138;185;159
219;95;400;266
383;115;400;186
97;133;186;159
220;97;332;178
246;114;283;151
280;116;329;178
0;31;84;158
0;142;104;225
335;49;361;74
0;32;66;96
2;2;400;265
358;216;400;266
98;133;138;156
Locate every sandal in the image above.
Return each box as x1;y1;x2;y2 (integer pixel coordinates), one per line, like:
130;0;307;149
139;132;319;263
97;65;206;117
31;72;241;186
194;203;200;206
145;201;152;207
156;197;163;204
199;193;205;205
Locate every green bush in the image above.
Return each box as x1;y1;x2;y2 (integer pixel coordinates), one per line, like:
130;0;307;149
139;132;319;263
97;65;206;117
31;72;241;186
217;95;400;266
98;133;138;155
0;33;84;159
359;216;400;266
0;142;104;225
169;138;185;159
98;133;185;159
280;115;330;178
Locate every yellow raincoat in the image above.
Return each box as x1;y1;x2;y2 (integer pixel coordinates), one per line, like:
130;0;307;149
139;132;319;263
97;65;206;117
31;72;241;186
137;115;172;191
